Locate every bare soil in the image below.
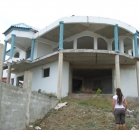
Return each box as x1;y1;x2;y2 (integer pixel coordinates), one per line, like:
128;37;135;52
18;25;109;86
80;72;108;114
25;94;139;130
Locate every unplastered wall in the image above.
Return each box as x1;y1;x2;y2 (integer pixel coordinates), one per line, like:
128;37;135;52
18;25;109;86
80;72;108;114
34;42;53;58
31;61;58;95
0;81;59;130
120;65;138;97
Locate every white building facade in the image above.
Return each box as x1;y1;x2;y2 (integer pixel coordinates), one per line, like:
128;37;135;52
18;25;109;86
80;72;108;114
2;16;139;99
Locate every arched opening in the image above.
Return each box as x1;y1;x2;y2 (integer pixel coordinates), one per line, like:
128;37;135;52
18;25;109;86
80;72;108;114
97;38;107;50
124;38;132;55
14;52;19;58
112;40;119;51
64;41;73;49
77;36;94;49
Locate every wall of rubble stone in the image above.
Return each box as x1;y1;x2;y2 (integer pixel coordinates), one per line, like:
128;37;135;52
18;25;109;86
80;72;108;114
0;81;59;130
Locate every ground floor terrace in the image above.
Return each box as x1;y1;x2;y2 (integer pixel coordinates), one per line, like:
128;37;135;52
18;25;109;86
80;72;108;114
3;49;139;100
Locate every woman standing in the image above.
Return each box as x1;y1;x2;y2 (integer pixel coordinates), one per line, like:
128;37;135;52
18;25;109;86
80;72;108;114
112;88;128;130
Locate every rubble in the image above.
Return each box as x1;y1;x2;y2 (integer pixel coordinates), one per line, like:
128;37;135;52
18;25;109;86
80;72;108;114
54;102;68;110
35;126;41;130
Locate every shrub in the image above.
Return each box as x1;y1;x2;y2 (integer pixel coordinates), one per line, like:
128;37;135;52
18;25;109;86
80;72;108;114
96;88;102;96
38;89;41;93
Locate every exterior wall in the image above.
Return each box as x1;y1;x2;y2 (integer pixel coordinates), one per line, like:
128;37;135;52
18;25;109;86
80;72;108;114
112;66;138;97
0;81;59;130
11;61;70;97
34;42;53;59
31;61;58;95
120;65;138;97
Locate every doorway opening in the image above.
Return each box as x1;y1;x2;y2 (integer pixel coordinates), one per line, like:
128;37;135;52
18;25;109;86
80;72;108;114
16;75;24;88
72;69;112;94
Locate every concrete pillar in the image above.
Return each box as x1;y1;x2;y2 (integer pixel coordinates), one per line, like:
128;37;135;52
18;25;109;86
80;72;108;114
7;65;11;84
73;39;77;49
134;33;138;57
3;40;7;62
57;51;63;99
30;39;35;61
132;38;135;56
114;24;119;52
69;67;72;93
59;21;64;50
0;44;4;81
10;34;16;58
94;37;97;50
115;54;120;88
23;71;32;126
136;61;139;101
119;39;124;53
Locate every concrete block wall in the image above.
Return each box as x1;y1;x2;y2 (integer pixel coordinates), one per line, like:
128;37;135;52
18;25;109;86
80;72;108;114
0;81;59;130
30;92;58;122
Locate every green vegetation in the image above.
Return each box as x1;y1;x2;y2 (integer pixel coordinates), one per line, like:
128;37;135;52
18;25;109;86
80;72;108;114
25;94;138;130
96;88;102;96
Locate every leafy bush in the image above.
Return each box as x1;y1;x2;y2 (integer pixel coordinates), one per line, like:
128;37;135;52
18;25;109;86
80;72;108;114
96;88;102;96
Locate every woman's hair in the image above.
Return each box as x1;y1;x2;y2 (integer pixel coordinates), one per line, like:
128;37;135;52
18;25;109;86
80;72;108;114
116;88;123;105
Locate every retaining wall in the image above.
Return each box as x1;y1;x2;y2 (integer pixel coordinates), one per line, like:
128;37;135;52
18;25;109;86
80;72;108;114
0;81;59;130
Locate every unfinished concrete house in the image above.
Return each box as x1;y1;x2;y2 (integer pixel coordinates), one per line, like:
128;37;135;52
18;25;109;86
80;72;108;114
2;16;139;99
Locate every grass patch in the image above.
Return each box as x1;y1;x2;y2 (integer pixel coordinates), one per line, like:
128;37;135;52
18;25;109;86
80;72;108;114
84;120;95;128
78;97;111;110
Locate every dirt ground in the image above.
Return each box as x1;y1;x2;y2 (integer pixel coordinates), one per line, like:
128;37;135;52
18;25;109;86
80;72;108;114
25;94;139;130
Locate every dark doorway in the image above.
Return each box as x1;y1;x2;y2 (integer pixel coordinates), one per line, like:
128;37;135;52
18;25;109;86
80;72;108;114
72;79;82;93
72;69;112;94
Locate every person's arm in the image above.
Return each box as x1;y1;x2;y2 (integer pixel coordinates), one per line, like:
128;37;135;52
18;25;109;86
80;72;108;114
123;99;127;110
112;98;115;113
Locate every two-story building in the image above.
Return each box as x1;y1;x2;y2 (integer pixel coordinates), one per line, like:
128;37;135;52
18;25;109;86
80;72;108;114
2;16;139;99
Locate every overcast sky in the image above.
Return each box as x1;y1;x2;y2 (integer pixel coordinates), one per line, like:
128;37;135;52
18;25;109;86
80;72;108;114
0;0;139;44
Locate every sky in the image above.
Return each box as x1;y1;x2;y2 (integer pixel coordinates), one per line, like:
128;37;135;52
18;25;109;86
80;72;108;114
0;0;139;45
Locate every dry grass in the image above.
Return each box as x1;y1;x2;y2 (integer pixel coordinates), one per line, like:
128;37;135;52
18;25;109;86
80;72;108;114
26;94;139;130
80;86;94;93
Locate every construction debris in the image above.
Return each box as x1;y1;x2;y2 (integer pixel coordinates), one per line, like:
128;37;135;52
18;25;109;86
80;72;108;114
35;126;41;130
54;102;68;110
